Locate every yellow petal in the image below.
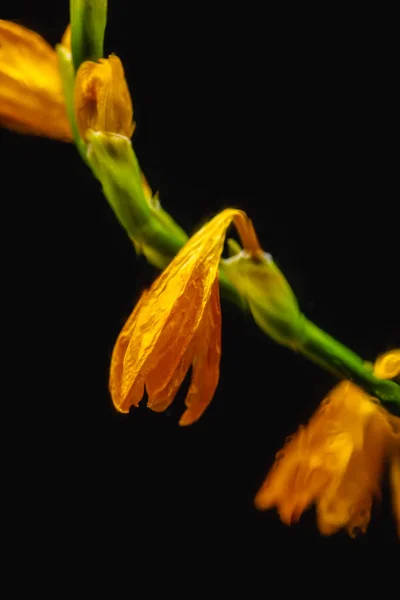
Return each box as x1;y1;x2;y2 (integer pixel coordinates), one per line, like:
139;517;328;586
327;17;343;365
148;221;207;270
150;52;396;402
374;349;400;380
0;20;72;140
74;54;134;140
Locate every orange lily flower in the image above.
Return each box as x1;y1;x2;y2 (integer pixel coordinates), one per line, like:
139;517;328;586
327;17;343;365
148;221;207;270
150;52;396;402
255;349;400;537
0;20;72;141
110;208;262;426
74;54;134;141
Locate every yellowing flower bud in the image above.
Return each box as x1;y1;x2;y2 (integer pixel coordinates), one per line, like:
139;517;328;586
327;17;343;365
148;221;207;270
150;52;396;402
74;54;134;140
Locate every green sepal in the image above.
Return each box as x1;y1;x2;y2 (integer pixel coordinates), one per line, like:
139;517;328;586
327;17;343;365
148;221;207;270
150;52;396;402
222;250;302;347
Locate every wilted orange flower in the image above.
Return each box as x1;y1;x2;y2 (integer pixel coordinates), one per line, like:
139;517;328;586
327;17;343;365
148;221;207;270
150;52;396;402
74;54;134;141
110;208;261;426
0;20;72;141
255;349;400;538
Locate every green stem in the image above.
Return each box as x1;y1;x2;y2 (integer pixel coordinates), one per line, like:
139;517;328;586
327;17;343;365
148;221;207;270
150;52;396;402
70;0;108;70
56;45;88;163
298;317;400;408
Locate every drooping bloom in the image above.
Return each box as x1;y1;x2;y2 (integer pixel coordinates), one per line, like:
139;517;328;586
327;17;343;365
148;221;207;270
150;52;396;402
0;20;72;141
255;349;400;538
74;54;134;141
110;208;262;426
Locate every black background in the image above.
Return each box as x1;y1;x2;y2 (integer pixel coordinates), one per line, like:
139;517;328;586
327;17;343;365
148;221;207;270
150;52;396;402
1;0;399;555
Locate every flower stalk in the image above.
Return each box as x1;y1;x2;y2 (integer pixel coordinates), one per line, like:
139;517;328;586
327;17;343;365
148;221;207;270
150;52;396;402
70;0;108;71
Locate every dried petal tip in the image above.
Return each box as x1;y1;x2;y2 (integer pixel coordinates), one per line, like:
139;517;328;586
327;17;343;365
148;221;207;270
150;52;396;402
74;54;135;141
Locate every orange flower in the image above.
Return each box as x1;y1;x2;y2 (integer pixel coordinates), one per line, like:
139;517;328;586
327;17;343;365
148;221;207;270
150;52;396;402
74;54;134;141
0;20;72;141
255;350;400;538
110;208;261;426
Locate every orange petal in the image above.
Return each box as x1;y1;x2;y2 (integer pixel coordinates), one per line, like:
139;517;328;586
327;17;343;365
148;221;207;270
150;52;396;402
147;338;196;413
144;276;207;408
74;54;134;140
316;408;393;536
0;20;72;140
254;426;334;524
179;279;222;426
